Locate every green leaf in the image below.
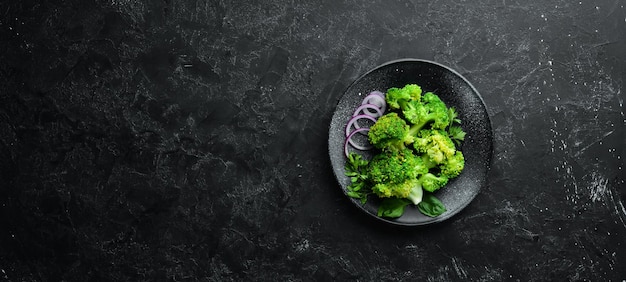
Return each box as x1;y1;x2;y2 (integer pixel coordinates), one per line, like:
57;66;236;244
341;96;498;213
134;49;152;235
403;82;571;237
377;198;410;218
417;193;447;217
448;126;466;140
351;182;363;192
448;107;461;125
347;191;361;198
448;125;466;146
344;152;372;204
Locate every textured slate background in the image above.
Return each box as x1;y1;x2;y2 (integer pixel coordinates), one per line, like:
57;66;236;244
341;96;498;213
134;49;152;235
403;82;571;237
0;0;624;281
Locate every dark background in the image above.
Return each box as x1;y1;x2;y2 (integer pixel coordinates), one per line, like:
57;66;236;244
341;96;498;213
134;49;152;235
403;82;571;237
1;0;625;281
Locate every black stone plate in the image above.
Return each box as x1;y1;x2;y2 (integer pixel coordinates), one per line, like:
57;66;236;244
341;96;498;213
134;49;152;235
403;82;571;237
328;59;493;226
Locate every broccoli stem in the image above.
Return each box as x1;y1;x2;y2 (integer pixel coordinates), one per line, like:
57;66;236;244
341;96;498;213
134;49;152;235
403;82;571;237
408;117;435;136
407;183;423;205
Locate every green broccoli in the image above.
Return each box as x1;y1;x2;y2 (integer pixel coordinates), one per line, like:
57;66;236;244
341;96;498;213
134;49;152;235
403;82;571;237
371;180;424;205
413;129;457;165
367;148;427;184
385;84;422;110
367;112;413;151
367;148;428;204
418;173;449;193
440;150;465;178
367;112;447;152
368;94;454;152
410;92;451;130
343;84;467;218
385;84;425;125
371;179;419;200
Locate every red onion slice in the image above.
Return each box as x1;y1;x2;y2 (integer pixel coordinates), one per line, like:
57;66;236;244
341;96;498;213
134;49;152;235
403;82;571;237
361;93;387;114
345;114;378;137
352;103;383;118
369;90;385;98
344;127;372;158
342;89;387;158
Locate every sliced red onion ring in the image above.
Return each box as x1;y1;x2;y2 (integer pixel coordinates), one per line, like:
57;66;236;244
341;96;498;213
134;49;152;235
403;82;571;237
351;104;383;132
344;127;372;158
361;93;386;115
352;103;383;118
345;114;378;137
343;89;387;158
369;90;385;98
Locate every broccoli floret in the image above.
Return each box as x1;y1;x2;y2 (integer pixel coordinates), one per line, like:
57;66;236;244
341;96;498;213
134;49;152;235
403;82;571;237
410;92;451;130
385;84;422;110
399;100;424;125
367;148;426;184
419;173;449;193
367;148;428;204
367;112;414;151
413;129;457;164
385;84;424;125
385;87;411;110
440;150;465;178
369;92;459;152
372;179;424;205
371;178;419;199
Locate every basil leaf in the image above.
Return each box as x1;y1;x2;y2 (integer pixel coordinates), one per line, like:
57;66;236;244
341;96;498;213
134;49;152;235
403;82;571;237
417;193;447;217
377;198;410;218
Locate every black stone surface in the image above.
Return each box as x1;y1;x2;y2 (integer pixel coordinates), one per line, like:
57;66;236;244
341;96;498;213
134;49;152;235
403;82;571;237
0;0;624;281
